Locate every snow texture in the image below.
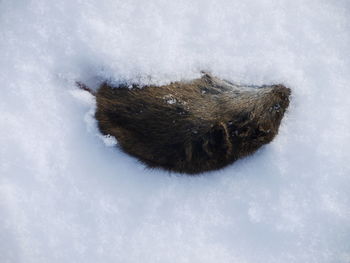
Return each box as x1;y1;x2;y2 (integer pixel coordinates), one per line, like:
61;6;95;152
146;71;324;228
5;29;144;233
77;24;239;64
1;0;350;262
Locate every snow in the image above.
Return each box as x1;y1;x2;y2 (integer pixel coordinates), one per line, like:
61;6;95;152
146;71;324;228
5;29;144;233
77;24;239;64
163;94;178;105
1;0;350;262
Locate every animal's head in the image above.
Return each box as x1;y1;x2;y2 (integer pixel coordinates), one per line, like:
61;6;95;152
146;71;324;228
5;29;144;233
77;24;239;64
222;84;291;155
253;84;291;136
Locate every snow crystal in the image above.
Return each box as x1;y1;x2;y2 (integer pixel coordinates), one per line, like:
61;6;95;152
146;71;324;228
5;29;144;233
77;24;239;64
101;134;118;147
163;94;178;104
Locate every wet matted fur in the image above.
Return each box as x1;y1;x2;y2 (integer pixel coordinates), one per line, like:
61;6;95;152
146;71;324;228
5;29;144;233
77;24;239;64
89;73;291;174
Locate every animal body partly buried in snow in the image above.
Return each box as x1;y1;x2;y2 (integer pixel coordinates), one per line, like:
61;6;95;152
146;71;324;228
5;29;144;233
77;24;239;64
81;73;291;174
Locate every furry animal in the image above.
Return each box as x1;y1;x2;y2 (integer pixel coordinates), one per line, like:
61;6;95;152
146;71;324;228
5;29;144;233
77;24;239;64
84;73;291;174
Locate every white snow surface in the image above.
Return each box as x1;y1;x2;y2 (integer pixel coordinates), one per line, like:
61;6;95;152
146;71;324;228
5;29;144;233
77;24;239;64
1;0;350;262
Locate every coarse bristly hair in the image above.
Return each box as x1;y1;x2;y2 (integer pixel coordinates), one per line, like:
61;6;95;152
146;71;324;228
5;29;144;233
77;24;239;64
86;73;291;175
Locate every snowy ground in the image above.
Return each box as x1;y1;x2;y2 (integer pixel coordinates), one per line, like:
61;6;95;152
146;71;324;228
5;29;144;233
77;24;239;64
1;0;350;262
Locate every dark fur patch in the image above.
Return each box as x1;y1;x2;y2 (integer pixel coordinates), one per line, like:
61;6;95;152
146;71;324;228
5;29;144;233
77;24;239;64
92;73;291;174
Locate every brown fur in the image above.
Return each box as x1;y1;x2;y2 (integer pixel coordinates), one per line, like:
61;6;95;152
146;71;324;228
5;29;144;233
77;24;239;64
89;73;290;174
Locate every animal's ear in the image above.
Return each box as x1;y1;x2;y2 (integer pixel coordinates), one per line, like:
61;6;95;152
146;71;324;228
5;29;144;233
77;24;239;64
203;122;232;157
